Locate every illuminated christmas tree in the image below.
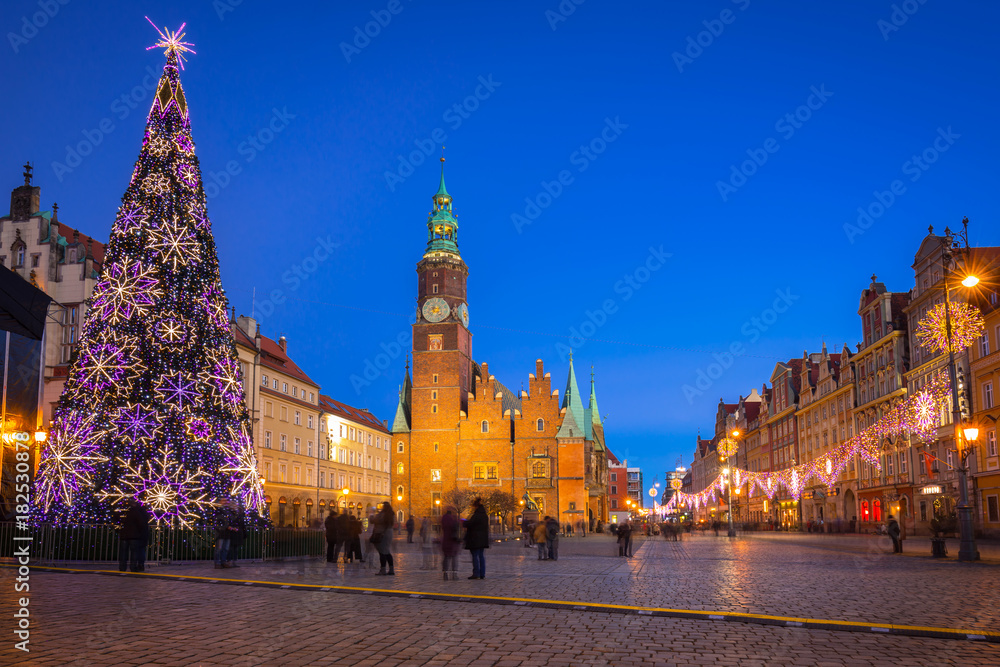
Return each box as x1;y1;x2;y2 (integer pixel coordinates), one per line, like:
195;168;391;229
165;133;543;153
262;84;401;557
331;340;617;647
34;20;263;527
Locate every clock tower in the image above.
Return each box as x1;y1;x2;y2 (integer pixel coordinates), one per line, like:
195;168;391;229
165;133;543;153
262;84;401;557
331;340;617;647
412;156;472;431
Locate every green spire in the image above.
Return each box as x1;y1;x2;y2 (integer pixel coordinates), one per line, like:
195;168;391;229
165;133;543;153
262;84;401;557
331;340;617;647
557;353;587;439
424;156;460;257
391;362;412;433
589;366;601;426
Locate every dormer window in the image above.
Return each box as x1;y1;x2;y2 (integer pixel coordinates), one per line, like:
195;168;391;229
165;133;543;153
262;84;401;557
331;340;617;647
68;247;77;263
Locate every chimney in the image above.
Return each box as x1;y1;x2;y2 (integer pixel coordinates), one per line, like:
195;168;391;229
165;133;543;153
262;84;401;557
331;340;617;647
278;335;287;352
481;362;488;379
535;359;544;378
237;315;258;339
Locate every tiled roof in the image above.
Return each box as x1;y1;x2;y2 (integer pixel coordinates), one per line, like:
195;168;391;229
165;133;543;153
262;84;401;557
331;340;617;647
56;222;106;265
259;336;319;387
319;394;390;434
743;402;761;421
606;448;621;465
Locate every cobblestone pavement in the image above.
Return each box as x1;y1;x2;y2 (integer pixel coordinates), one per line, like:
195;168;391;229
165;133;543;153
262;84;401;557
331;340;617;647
8;535;999;665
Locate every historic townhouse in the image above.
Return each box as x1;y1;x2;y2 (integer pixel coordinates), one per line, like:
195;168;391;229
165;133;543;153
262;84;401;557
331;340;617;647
849;278;912;532
1;167;106;425
902;229;1000;535
732;389;764;523
390;164;609;529
689;434;716;522
969;261;1000;536
607;448;629;524
319;395;391;520
767;360;802;527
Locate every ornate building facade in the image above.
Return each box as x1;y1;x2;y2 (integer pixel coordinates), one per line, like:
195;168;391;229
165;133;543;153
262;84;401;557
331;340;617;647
390;163;609;529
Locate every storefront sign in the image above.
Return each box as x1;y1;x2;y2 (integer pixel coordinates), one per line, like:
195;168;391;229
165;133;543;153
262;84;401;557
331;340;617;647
920;485;942;495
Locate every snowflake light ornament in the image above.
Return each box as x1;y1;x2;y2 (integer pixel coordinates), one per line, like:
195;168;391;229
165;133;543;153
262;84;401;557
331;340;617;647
100;447;211;527
915;302;986;355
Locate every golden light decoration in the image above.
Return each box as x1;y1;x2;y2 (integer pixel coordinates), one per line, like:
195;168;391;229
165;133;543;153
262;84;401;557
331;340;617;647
670;478;682;491
915;301;986;354
717;437;739;459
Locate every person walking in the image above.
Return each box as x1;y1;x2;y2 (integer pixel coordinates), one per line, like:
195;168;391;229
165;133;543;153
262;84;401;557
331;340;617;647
441;507;461;579
545;515;560;561
419;516;434;569
335;510;351;563
533;518;548;560
325;509;340;563
406;515;415;543
522;519;533;547
227;502;246;568
118;498;150;572
214;499;238;569
887;514;902;553
375;502;396;575
617;520;631;557
346;514;363;564
463;497;489;579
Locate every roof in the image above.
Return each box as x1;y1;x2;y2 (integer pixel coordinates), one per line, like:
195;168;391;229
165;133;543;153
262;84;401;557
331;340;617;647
606;448;622;465
319;395;390;434
743;402;761;422
557;358;587;439
56;222;106;266
473;361;523;415
233;325;320;388
391;367;412;433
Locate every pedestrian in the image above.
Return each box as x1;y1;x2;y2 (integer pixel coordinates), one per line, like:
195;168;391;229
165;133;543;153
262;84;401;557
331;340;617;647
545;515;560;561
626;519;635;556
325;509;340;563
227;501;246;568
441;507;461;579
347;514;363;563
533;518;548;560
374;502;396;575
118;498;150;572
406;515;415;543
887;514;902;553
463;497;490;579
617;520;630;557
522;519;533;547
420;516;434;569
214;499;238;569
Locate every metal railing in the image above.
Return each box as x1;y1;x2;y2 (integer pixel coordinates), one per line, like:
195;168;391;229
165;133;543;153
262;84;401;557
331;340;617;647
0;523;324;564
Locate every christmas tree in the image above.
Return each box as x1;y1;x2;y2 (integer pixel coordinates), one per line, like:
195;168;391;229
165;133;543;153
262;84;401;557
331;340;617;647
34;20;263;527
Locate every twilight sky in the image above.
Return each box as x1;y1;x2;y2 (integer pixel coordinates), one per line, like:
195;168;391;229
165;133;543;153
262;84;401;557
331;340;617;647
3;0;1000;490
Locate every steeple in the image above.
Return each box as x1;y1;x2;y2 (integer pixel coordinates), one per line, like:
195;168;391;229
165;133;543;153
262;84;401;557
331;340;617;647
589;366;601;426
557;354;586;439
424;156;460;258
391;362;412;433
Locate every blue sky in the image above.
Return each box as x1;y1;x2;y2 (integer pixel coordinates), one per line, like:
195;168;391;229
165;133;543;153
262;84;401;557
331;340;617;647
3;0;1000;490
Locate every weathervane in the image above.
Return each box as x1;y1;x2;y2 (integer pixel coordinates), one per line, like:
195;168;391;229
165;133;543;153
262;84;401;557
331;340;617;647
145;17;196;69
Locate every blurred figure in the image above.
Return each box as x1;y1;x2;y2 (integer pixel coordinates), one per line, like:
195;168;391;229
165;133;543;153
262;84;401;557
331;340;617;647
214;499;238;569
545;515;559;561
375;502;395;575
406;515;415;543
441;507;461;579
118;498;150;573
347;514;364;564
419;516;434;569
617;520;630;557
533;518;548;560
887;514;902;553
325;508;340;563
227;500;246;568
522;519;533;547
463;498;490;579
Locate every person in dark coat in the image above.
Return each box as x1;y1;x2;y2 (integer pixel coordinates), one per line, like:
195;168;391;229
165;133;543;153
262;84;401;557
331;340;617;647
405;515;415;543
375;502;396;575
545;515;560;561
325;509;340;563
336;510;351;562
617;521;631;557
463;498;490;579
227;501;246;567
214;500;238;569
887;515;902;553
347;514;363;563
119;499;150;572
440;507;461;580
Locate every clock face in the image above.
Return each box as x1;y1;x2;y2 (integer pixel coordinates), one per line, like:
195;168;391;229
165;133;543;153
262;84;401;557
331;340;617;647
422;297;451;323
457;303;469;328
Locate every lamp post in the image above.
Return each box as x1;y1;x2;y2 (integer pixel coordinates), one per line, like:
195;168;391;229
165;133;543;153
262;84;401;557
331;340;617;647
940;224;980;561
719;430;740;537
337;487;350;515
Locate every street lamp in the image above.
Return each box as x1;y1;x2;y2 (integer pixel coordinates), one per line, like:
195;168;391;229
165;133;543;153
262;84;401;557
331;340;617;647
337;487;350;514
718;430;740;537
940;223;981;561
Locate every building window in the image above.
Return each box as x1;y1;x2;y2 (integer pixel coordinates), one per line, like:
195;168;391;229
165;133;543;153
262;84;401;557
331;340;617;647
294;438;301;454
292;387;297;397
433;442;438;452
611;498;618;509
431;469;441;482
432;404;438;413
610;485;617;495
261;374;268;386
432;284;438;293
531;461;547;478
474;464;485;480
397;442;404;453
487;465;498;480
988;496;1000;523
280;434;287;452
307;441;313;457
900;452;907;474
610;473;617;482
984;382;994;410
319;472;325;488
279;464;287;483
481;420;489;433
981;334;991;358
273;379;278;389
536;418;544;431
433;374;438;384
265;401;273;418
310;392;315;402
307;415;314;429
282;383;288;394
396;462;404;474
263;461;271;481
280;406;287;421
431;390;437;400
988;430;997;457
432;492;442;516
15;247;25;267
294;411;301;426
264;431;272;448
946;449;954;470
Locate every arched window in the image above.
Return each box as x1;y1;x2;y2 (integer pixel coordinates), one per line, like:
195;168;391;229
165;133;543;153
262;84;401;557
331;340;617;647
873;499;882;523
397;485;404;498
531;461;546;478
861;500;869;522
536;418;544;431
396;462;404;474
481;420;489;433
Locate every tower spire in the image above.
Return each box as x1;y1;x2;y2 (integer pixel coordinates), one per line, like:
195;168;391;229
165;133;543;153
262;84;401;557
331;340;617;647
424;154;460;258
